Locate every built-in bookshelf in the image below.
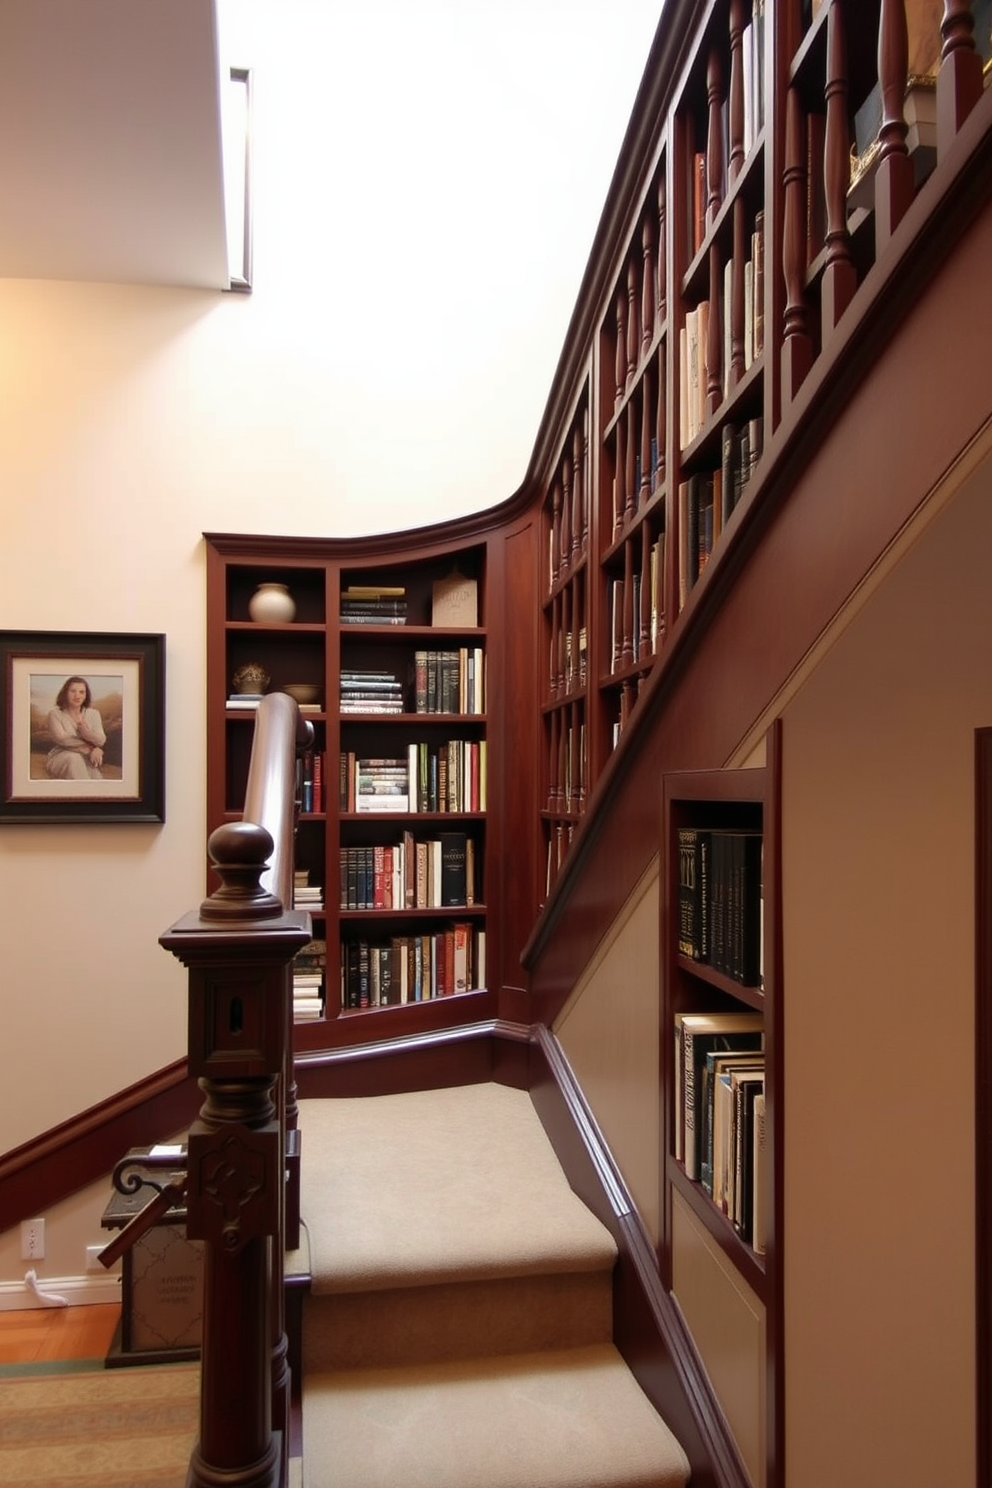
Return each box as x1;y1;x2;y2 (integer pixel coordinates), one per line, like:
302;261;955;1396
205;535;496;1047
662;746;779;1488
597;151;669;759
540;387;591;898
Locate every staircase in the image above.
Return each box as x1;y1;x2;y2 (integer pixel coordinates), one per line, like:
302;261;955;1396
296;1081;690;1488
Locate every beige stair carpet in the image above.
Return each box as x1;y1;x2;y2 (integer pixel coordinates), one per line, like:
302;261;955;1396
297;1083;690;1488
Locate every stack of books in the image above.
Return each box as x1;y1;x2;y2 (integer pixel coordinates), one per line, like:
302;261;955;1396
293;868;324;913
292;938;326;1022
226;692;265;710
339;585;408;626
339;669;406;714
341;755;410;813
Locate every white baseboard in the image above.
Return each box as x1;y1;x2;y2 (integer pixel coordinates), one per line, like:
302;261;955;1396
0;1272;122;1311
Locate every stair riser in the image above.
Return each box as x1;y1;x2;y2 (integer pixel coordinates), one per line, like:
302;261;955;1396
303;1268;614;1371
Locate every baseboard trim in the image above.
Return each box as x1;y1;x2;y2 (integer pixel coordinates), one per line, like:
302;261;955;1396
527;1024;751;1488
0;1272;123;1312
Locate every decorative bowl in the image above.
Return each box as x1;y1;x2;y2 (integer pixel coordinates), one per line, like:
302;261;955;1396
282;683;321;705
232;662;270;695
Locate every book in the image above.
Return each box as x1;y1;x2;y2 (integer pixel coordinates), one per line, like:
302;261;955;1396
680;1012;763;1181
752;1090;768;1255
439;831;468;906
432;569;478;627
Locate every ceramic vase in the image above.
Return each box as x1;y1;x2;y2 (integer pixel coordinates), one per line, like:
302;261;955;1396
249;582;296;623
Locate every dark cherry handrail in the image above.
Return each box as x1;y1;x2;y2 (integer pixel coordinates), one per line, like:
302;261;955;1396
160;692;313;1488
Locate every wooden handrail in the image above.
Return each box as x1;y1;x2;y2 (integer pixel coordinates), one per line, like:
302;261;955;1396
160;692;313;1488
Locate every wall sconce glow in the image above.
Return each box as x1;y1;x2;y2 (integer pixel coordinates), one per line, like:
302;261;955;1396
223;66;252;291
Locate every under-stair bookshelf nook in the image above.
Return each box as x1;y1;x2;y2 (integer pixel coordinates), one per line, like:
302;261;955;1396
662;749;779;1488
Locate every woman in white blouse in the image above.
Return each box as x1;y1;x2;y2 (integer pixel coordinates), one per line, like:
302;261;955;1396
46;676;107;780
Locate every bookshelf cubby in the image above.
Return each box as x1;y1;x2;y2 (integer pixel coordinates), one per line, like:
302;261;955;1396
662;742;779;1486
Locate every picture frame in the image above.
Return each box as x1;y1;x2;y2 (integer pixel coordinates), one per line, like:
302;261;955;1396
0;631;166;824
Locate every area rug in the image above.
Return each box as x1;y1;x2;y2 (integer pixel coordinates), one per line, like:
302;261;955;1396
0;1362;199;1488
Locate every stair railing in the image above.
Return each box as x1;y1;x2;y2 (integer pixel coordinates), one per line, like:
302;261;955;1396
160;692;313;1488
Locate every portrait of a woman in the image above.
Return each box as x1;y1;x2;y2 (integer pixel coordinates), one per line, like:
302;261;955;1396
46;675;107;780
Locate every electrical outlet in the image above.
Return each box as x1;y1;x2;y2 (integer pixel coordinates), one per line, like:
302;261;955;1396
20;1217;45;1261
86;1244;105;1272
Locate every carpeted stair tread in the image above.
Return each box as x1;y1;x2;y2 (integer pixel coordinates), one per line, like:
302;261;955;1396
298;1083;617;1293
301;1344;692;1488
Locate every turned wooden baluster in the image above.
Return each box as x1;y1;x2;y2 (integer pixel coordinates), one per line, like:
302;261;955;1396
560;453;572;576
615;286;627;409
621;536;635;669
558;712;570;812
728;0;746;185
782;85;812;402
625;402;637;524
571;422;583;563
640;380;653;505
657;175;667;326
938;1;983;153
568;703;580;812
655;350;666;488
822;0;857;333
614;413;627;539
875;0;913;251
706;47;723;229
626;257;640;389
641;215;656;357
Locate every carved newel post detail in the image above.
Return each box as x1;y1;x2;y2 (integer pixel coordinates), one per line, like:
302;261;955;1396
161;821;311;1488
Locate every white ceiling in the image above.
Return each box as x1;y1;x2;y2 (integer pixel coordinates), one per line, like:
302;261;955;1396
0;0;230;289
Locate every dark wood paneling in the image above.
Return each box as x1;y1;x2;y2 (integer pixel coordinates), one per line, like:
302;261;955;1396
526;174;992;1022
0;1060;199;1232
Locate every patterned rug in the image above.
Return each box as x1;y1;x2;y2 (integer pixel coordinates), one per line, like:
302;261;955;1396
0;1363;199;1488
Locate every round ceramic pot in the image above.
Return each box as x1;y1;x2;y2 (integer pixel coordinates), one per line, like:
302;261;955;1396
248;582;296;623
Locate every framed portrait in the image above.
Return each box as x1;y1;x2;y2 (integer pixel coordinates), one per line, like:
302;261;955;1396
0;631;165;824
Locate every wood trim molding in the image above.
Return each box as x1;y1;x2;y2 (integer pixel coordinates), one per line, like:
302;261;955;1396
0;1059;200;1233
976;728;992;1488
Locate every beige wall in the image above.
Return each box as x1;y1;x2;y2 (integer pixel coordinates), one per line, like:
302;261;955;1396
778;447;992;1487
0;0;660;1161
555;862;662;1240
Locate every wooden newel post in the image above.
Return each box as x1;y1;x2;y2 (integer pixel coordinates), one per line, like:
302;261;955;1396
161;821;310;1488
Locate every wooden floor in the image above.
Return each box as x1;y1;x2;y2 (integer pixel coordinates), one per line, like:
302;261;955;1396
0;1303;121;1364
